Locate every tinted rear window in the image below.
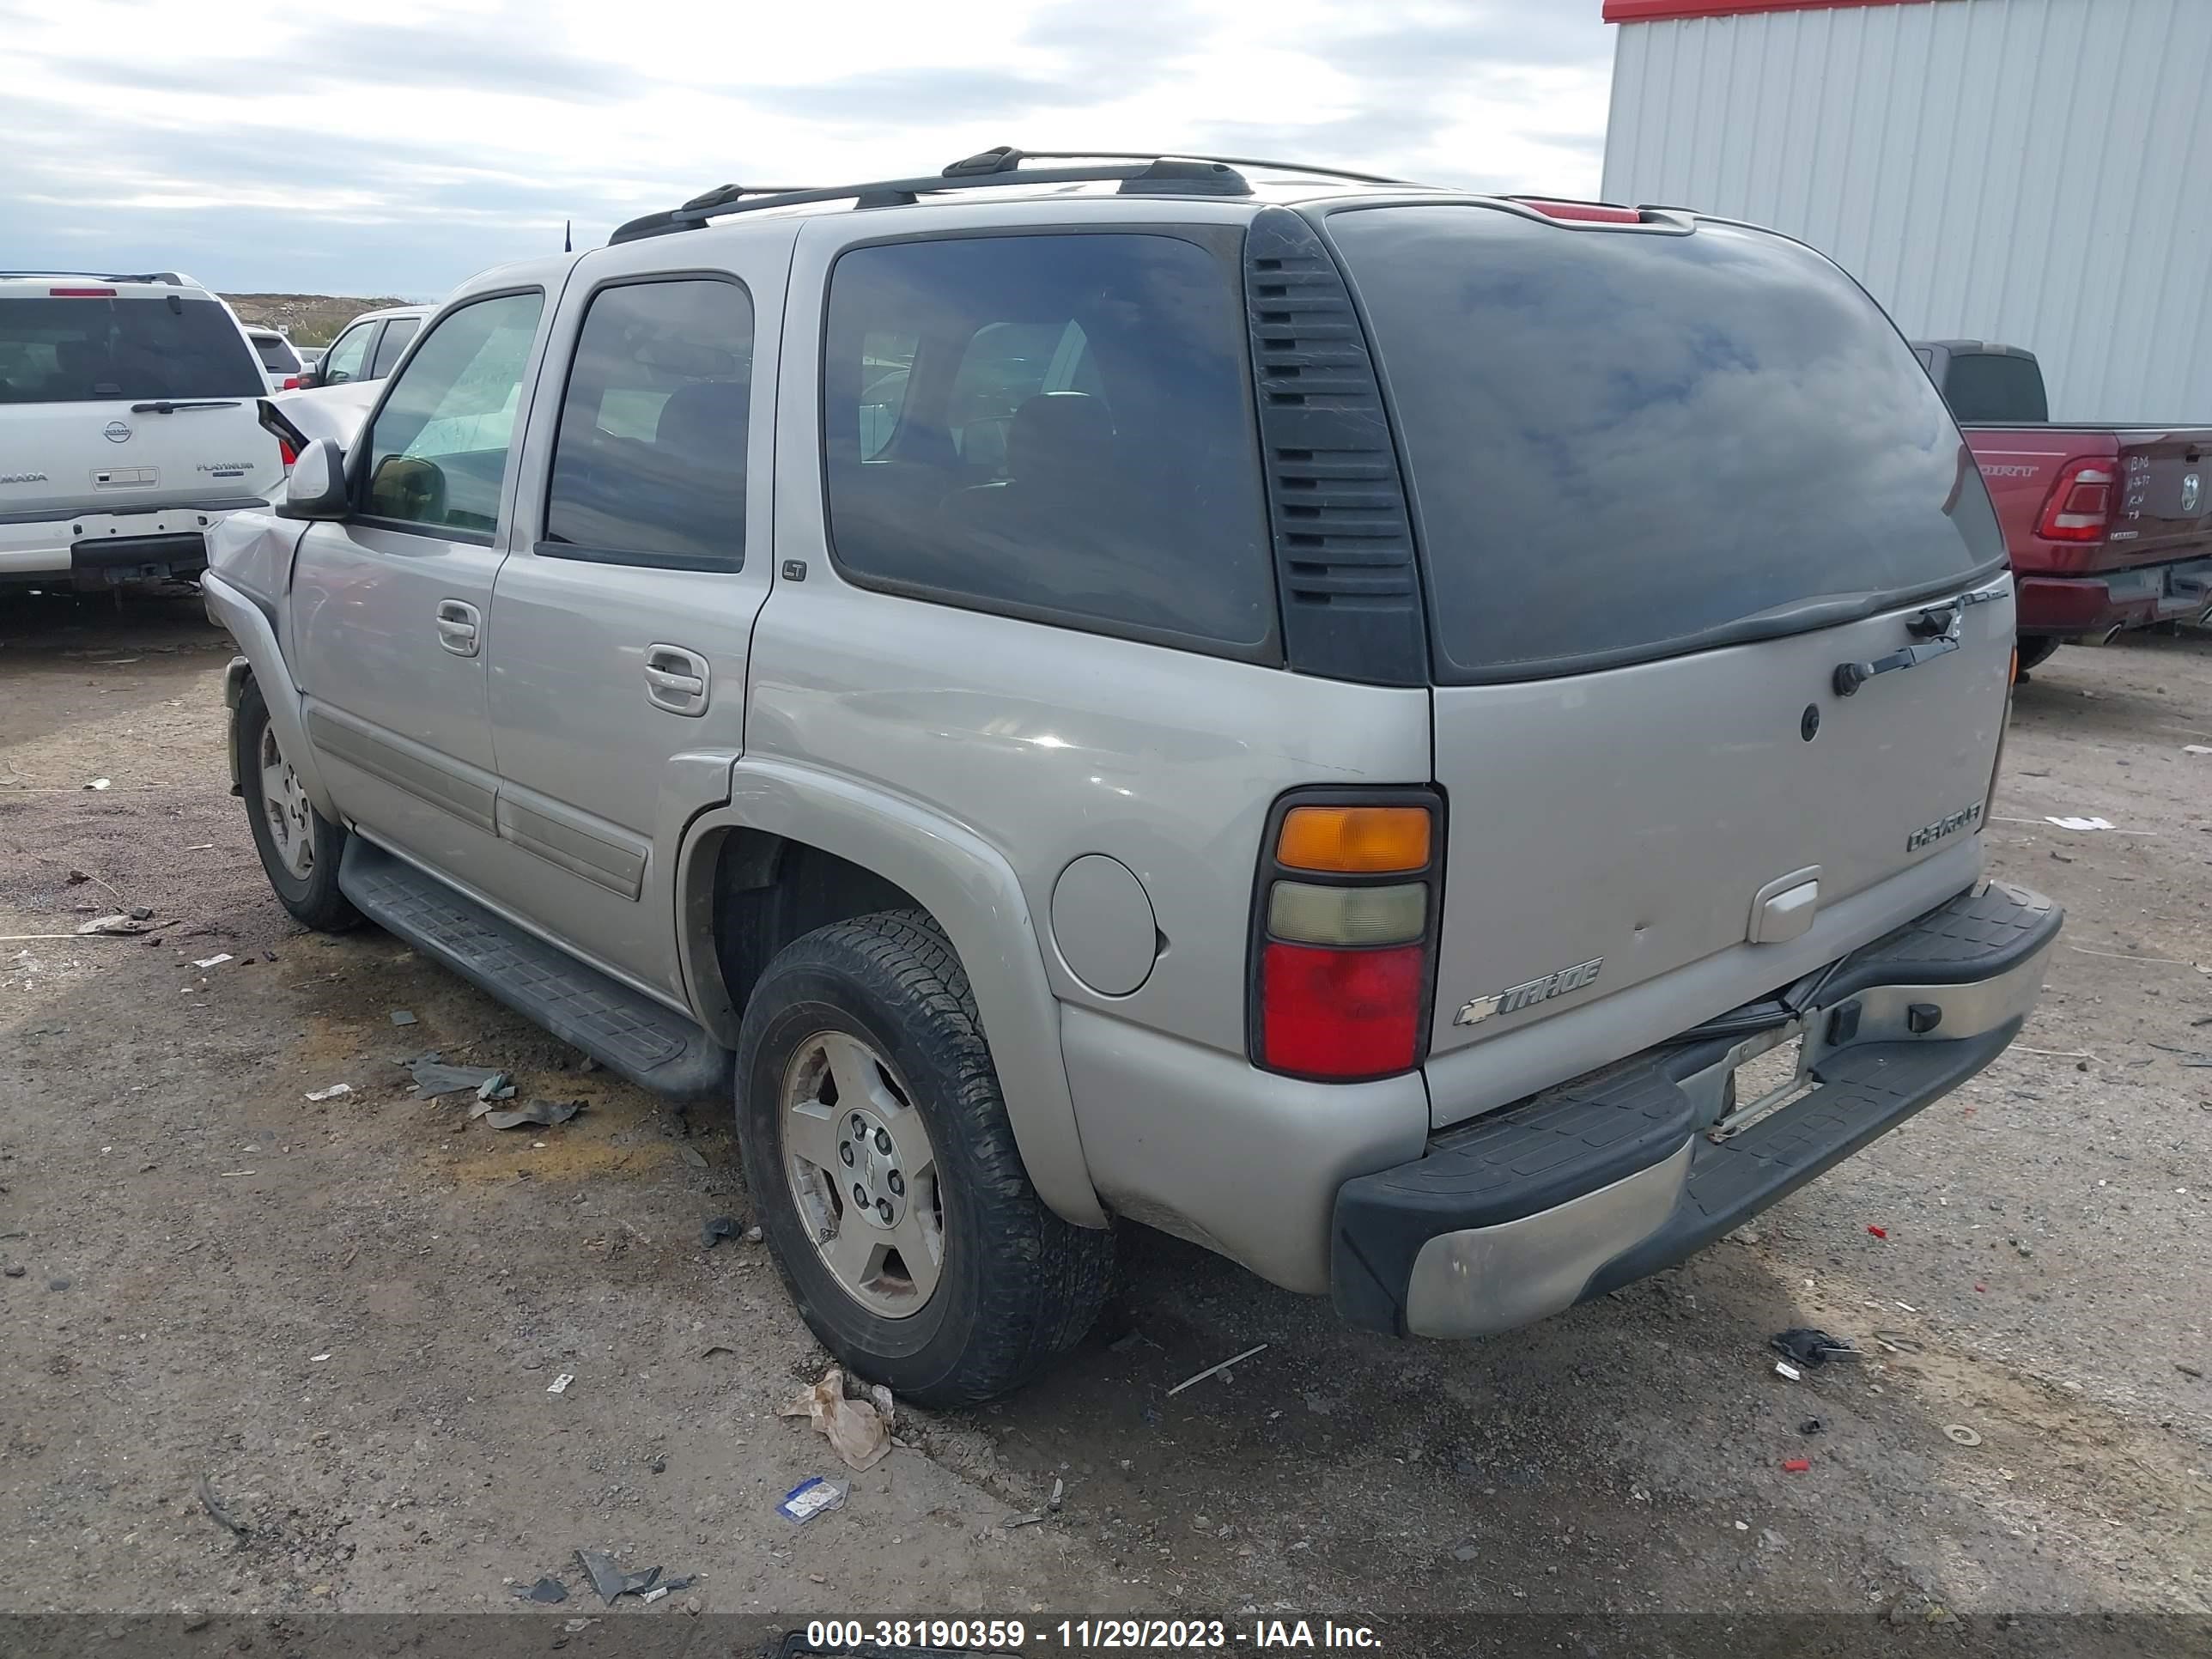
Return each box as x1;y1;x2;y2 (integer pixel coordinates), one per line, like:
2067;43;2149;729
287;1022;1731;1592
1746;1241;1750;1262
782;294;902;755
1939;351;2048;423
0;296;264;404
250;334;301;374
1328;207;2002;678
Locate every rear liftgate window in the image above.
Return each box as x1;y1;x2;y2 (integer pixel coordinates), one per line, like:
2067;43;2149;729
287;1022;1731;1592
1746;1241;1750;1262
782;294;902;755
1325;208;2006;680
0;296;264;404
823;233;1276;653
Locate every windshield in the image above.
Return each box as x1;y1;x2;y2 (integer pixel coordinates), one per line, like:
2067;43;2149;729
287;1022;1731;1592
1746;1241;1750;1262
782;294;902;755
0;295;266;404
1326;206;2004;680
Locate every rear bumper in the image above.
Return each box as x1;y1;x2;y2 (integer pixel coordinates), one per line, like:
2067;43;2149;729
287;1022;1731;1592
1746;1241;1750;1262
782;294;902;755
0;501;265;587
2015;556;2212;635
1331;880;2061;1339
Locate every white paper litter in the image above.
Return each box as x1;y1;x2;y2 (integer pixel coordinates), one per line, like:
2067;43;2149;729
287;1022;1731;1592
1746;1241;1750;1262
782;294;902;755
2184;744;2212;756
547;1372;574;1395
193;953;233;969
783;1365;893;1470
2044;816;2114;831
304;1083;353;1102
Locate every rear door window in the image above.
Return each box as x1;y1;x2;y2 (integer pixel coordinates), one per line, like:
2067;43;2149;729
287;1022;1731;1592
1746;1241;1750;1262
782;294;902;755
822;232;1274;653
361;291;544;538
0;295;264;404
369;316;420;379
541;277;753;568
1326;207;2004;680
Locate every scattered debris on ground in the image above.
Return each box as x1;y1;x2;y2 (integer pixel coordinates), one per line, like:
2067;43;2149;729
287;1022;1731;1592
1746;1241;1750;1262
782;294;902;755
574;1549;664;1605
195;1475;248;1540
303;1083;352;1102
1165;1341;1270;1396
1771;1328;1857;1368
699;1214;741;1249
515;1576;566;1604
471;1097;580;1130
404;1054;507;1097
783;1365;894;1471
776;1477;848;1525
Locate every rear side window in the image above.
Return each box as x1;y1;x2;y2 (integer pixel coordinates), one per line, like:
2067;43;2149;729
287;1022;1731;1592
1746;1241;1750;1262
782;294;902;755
542;277;753;568
0;295;264;404
1327;208;2004;679
369;316;420;379
823;232;1274;652
362;291;543;537
1939;351;2048;423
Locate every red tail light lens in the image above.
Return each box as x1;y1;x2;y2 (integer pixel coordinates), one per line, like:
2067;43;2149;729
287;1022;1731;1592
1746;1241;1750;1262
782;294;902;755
1251;791;1440;1080
277;436;299;467
50;286;118;297
2035;461;2114;542
1261;942;1425;1077
282;375;301;391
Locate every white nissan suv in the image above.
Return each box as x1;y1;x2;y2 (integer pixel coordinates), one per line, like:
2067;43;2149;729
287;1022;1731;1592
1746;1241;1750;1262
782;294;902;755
0;270;285;590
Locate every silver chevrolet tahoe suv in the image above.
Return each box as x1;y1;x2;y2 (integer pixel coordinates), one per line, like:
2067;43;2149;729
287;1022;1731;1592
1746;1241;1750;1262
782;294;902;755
205;149;2060;1406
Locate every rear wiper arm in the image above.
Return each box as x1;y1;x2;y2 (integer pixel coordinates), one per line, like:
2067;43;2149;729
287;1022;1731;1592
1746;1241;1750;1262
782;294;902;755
1832;575;2011;696
129;399;241;414
1832;606;1959;696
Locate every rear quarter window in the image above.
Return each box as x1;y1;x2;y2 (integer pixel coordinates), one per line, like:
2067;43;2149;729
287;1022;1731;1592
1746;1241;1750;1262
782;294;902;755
821;231;1275;653
1326;207;2004;679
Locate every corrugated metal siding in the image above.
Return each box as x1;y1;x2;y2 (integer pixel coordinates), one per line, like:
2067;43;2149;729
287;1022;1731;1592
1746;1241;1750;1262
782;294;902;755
1604;0;2212;420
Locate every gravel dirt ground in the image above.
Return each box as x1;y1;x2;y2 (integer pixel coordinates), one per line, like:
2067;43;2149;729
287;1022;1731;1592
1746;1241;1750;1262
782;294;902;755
2;591;2208;1650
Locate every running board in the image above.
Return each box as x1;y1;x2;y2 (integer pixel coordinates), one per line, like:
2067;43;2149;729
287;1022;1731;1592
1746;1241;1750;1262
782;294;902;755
338;838;732;1100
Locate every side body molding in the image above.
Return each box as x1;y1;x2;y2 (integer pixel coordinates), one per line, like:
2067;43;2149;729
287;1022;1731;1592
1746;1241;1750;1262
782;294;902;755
676;758;1109;1229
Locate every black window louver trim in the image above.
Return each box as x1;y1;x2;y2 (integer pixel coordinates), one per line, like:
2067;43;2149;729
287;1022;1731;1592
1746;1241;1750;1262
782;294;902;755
1244;206;1426;685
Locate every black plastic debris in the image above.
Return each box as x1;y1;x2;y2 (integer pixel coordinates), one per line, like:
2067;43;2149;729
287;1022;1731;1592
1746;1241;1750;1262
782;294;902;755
1771;1328;1857;1368
576;1549;661;1605
700;1214;740;1249
1800;1417;1826;1436
515;1577;567;1604
404;1054;507;1097
473;1098;583;1131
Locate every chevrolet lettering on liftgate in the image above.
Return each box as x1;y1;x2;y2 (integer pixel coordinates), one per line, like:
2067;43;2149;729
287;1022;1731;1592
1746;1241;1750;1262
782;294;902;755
204;149;2060;1404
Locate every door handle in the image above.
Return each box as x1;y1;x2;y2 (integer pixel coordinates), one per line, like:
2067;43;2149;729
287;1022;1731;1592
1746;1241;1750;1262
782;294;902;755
435;599;480;658
644;644;709;714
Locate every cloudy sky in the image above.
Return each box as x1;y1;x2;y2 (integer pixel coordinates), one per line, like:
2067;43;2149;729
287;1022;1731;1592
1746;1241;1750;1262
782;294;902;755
1;0;1615;300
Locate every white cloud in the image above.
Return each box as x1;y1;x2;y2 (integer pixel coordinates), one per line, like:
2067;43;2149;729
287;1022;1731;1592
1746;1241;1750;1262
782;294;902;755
0;0;1613;295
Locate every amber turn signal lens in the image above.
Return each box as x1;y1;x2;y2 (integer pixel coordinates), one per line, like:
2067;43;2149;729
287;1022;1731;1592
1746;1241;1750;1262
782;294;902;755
1277;805;1431;873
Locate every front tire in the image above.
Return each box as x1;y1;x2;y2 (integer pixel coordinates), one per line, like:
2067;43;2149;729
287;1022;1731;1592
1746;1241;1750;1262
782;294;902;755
235;678;360;933
2014;635;2061;676
736;909;1112;1407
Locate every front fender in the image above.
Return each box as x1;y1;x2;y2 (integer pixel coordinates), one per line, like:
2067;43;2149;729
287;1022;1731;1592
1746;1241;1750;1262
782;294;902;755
675;758;1108;1230
202;570;338;821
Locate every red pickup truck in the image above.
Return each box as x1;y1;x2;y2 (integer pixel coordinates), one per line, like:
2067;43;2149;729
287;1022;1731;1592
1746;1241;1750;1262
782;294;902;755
1914;340;2212;671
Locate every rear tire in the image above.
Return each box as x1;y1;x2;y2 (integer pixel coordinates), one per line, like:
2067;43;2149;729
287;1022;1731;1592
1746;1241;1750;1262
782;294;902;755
235;678;360;933
736;908;1113;1407
2014;635;2060;676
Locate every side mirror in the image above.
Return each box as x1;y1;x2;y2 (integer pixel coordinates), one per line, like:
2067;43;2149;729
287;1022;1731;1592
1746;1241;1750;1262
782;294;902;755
276;438;349;520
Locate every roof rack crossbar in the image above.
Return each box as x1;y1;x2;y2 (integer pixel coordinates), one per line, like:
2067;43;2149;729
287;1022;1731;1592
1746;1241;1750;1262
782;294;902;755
950;147;1418;186
0;270;186;285
611;147;1415;245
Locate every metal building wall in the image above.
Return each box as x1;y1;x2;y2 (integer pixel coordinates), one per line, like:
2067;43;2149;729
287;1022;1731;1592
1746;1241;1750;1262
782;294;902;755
1601;0;2212;421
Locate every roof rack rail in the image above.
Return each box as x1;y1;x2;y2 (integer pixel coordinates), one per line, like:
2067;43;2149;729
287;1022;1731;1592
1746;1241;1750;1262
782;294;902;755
610;147;1422;244
0;270;188;286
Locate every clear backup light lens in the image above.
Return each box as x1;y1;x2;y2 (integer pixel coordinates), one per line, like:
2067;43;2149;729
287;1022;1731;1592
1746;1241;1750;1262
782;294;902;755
1267;880;1426;946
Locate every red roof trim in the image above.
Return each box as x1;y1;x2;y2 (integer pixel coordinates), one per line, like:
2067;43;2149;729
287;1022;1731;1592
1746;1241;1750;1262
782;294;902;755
1604;0;1942;22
